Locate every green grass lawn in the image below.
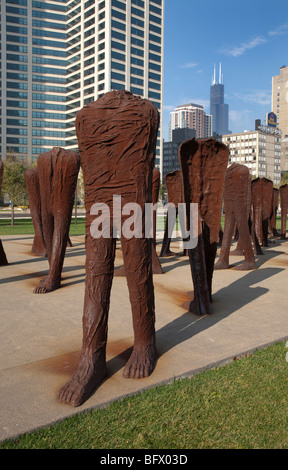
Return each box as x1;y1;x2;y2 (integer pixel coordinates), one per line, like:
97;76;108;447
0;214;171;236
0;216;86;236
0;341;287;449
0;214;283;237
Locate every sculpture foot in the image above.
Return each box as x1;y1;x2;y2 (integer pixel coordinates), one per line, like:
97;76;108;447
123;342;157;379
234;260;257;271
58;350;107;407
38;276;48;286
214;259;229;270
181;299;210;316
33;278;61;294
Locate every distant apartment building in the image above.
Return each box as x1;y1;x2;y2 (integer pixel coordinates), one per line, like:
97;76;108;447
210;63;230;136
221;127;282;185
169;103;212;141
0;0;164;171
272;65;288;170
163;127;195;180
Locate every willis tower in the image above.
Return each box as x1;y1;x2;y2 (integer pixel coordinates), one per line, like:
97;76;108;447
210;64;230;136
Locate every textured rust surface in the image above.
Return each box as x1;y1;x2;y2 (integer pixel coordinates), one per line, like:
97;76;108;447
251;177;273;247
151;168;163;273
280;184;288;239
160;170;184;258
215;163;256;271
114;167;163;275
33;147;80;294
179;138;229;315
269;188;280;236
58;90;159;407
24;167;46;257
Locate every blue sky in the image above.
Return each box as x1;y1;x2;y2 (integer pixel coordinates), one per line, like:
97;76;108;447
163;0;288;140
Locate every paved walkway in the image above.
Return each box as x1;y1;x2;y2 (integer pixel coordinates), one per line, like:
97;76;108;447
0;232;288;442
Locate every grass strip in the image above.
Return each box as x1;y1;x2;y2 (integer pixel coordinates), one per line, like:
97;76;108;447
1;341;288;449
0;214;173;236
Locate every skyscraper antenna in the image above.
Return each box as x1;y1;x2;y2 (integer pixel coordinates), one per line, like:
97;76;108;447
212;64;216;85
219;62;222;84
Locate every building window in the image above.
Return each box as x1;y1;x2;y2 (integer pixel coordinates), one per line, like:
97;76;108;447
111;71;125;82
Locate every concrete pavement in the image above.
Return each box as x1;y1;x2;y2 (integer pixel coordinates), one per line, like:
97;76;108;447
0;231;288;443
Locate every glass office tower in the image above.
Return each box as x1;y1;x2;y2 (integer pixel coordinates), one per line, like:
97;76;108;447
1;0;67;163
1;0;164;170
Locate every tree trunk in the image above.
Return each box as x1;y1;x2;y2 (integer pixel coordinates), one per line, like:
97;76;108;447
11;203;14;226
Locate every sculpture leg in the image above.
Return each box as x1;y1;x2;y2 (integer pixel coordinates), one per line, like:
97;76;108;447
34;210;54;290
159;209;177;257
24;168;46;257
178;208;189;256
253;204;263;246
34;213;71;293
250;217;263;255
214;209;235;270
262;218;269;247
202;223;217;302
230;236;244;255
281;207;287;239
183;220;211;316
34;150;79;293
121;235;157;378
234;211;256;270
58;234;115;407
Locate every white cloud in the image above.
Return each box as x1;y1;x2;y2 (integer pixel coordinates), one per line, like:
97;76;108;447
163;104;176;112
179;62;198;69
269;23;288;36
233;90;271;106
219;36;267;57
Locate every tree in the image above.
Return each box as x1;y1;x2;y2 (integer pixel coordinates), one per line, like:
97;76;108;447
281;171;288;186
2;161;28;226
158;183;167;203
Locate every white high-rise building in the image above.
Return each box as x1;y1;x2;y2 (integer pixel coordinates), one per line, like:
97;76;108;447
169;103;212;141
222;130;281;185
1;0;164;170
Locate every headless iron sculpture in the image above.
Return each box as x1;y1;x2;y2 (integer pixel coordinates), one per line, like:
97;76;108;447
58;90;159;407
160;170;185;258
251;177;273;249
179;138;229;316
215;163;256;270
33;147;80;294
